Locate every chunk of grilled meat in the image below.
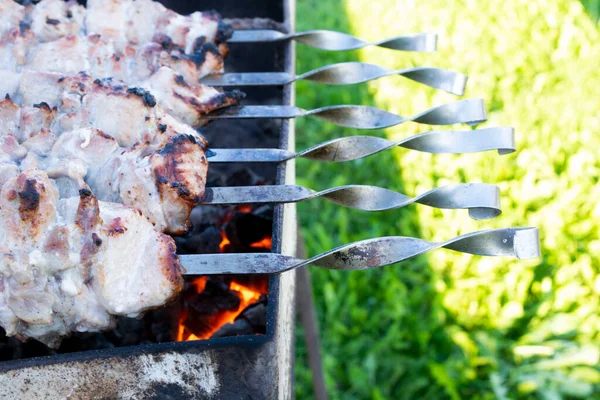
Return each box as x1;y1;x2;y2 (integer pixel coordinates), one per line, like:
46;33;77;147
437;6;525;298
0;0;240;126
0;73;210;234
29;0;86;42
44;128;207;235
0;170;184;348
85;0;231;55
0;0;24;39
0;36;238;127
4;0;230;51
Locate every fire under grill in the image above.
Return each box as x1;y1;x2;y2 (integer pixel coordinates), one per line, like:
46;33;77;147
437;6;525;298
0;0;542;398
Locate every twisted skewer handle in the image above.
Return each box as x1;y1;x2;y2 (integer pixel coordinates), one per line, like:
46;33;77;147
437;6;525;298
229;30;437;52
206;98;487;128
208;127;515;163
201;63;467;95
201;183;501;220
181;228;540;275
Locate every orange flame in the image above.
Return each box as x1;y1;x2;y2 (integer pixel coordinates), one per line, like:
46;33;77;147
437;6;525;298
177;280;264;341
219;230;231;252
176;205;271;342
250;237;272;249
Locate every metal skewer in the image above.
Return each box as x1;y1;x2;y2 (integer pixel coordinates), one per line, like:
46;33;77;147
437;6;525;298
181;227;540;275
229;30;437;52
208;127;515;163
200;183;501;220
205;98;487;128
201;63;467;95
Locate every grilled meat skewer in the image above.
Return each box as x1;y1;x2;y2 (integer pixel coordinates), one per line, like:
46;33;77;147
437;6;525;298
0;71;210;235
0;0;241;126
1;0;230;52
0;170;184;348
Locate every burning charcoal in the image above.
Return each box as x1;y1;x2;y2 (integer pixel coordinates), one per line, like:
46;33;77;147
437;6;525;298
212;319;254;337
226;168;265;187
185;226;222;254
187;278;241;315
173;235;192;254
206;175;226;188
224;212;272;250
240;298;268;329
230;276;270;295
116;318;146;347
147;306;181;343
190;206;227;229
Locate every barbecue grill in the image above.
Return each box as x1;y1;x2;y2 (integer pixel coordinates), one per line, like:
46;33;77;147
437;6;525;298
0;0;540;398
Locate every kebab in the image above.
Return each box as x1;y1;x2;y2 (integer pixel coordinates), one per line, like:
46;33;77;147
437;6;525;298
1;71;210;235
1;0;481;129
0;0;241;126
0;169;184;348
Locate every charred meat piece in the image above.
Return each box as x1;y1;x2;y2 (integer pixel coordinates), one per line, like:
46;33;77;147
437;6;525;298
44;128;208;235
0;170;184;348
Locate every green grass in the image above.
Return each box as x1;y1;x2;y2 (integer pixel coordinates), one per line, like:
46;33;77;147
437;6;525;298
294;0;600;399
581;0;600;21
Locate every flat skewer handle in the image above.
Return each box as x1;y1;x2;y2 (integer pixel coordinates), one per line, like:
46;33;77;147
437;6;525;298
180;227;540;275
205;98;487;128
200;64;467;95
229;30;437;52
208;127;515;163
200;183;501;220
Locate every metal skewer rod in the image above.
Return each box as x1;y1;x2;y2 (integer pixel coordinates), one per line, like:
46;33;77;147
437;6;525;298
181;227;540;275
201;63;467;95
208;127;515;163
228;30;437;52
200;183;501;220
205;98;487;128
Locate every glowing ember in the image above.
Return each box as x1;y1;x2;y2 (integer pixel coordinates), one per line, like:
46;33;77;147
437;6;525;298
237;205;252;213
250;237;272;249
191;276;207;292
176;205;271;342
219;230;231;252
177;280;265;341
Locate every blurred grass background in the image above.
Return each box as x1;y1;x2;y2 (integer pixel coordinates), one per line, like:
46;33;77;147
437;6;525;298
294;0;600;399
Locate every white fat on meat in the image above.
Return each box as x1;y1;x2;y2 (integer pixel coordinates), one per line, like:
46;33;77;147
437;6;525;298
0;0;25;38
0;170;183;347
29;0;86;43
0;70;21;100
